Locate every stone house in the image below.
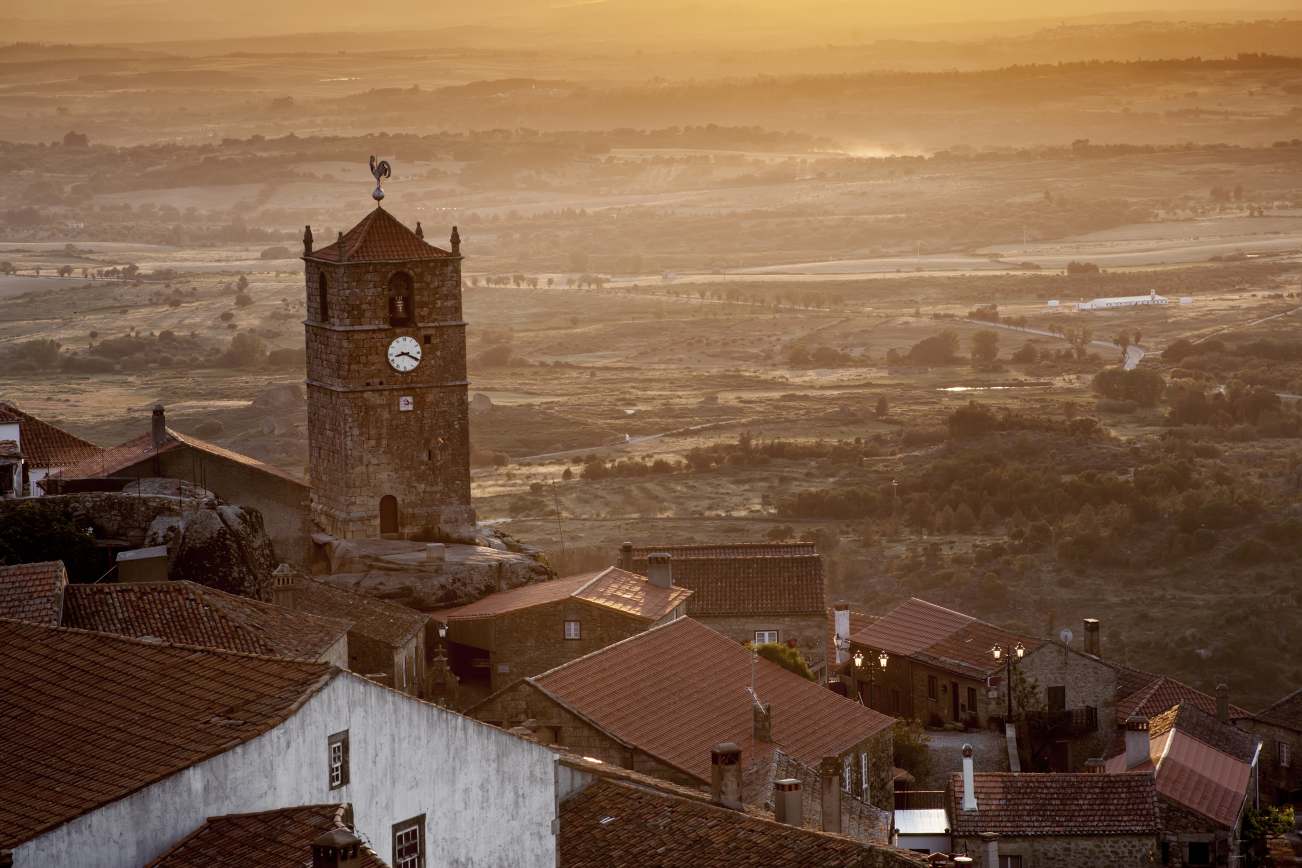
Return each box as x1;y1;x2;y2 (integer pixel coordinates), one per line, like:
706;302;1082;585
1105;703;1261;867
0;619;561;867
846;598;1042;730
0;401;102;498
946;751;1160;867
148;804;388;867
468;617;897;818
432;564;691;703
621;542;829;673
1233;688;1302;806
50;405;314;566
275;576;429;697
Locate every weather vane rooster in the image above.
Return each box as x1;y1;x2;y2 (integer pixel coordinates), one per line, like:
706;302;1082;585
369;155;392;203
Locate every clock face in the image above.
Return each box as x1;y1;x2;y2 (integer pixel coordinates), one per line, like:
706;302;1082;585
387;336;422;372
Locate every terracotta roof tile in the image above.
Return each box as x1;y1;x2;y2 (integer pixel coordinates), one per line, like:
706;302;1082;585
560;777;928;868
530;617;893;782
1249;688;1302;731
148;804;389;868
307;207;451;263
0;560;67;626
1148;703;1257;764
947;772;1160;836
286;578;427;648
62;581;351;661
0;402;102;470
627;544;824;617
0;620;334;849
55;428;306;487
440;567;690;623
849;598;1041;679
1114;674;1249;721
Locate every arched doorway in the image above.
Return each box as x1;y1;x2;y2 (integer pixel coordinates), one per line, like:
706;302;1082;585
379;495;399;535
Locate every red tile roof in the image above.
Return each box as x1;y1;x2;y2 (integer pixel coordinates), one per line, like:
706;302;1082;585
55;428;306;487
527;617;893;783
286;578;428;648
307;207;451;263
438;567;691;623
1114;673;1249;721
148;804;388;868
1148;703;1258;764
947;772;1159;836
850;598;1042;679
0;402;102;470
626;544;824;617
0;620;334;849
0;560;67;627
1250;688;1302;732
62;581;350;661
560;776;928;868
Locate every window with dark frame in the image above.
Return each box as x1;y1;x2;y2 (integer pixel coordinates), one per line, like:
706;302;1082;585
327;730;349;790
966;686;977;713
999;856;1024;868
1185;842;1211;866
392;815;425;868
927;675;938;701
1047;685;1067;712
1280;740;1292;768
564;620;581;640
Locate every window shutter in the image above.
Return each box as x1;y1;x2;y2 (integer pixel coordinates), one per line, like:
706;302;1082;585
341;733;350;787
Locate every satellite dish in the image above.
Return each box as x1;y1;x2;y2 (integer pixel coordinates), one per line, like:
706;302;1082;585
1059;628;1075;646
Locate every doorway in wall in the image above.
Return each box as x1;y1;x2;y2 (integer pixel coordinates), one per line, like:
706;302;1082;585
379;495;399;535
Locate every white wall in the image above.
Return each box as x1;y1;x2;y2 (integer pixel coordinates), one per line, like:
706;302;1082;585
16;671;559;868
27;466;48;496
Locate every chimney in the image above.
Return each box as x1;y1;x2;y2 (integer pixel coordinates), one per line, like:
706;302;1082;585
819;756;842;835
773;778;802;826
1124;715;1151;769
1083;618;1100;656
833;602;850;666
270;563;296;608
961;744;978;811
710;742;743;810
753;701;772;743
151;404;167;449
1216;683;1229;724
619;541;633;570
311;827;363;868
980;832;999;868
646;552;672;589
1084;757;1106;774
414;221;424;240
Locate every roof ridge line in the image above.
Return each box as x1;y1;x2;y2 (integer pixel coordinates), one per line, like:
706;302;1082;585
571;566;612;599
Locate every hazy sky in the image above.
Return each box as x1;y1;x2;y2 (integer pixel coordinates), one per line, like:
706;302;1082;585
6;0;1299;44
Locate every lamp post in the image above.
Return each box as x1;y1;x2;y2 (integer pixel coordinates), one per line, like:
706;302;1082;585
852;648;889;709
991;641;1025;722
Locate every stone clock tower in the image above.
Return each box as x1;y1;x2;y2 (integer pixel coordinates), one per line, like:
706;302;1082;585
301;187;475;542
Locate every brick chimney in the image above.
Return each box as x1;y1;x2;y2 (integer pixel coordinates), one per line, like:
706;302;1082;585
753;701;772;743
961;744;978;811
151;403;167;450
710;742;743;810
1216;683;1230;724
819;756;842;834
1125;714;1151;769
833;602;850;666
646;552;672;589
270;563;296;608
1084;757;1106;774
1083;618;1100;656
619;541;633;570
311;826;362;868
773;778;802;826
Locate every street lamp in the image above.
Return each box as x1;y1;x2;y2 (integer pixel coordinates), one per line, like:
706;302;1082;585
991;642;1025;722
852;649;889;709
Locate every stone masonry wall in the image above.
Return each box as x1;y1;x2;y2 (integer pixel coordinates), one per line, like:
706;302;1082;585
698;613;828;670
1236;718;1300;806
1017;642;1119;767
955;833;1158;868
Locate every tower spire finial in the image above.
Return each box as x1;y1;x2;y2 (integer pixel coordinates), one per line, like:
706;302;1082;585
369;155;391;205
302;224;313;256
450;225;461;255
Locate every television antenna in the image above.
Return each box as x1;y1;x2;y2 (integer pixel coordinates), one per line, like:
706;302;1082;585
1059;628;1074;646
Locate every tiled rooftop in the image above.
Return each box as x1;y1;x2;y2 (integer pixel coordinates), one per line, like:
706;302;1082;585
63;581;351;661
0;620;333;850
947;772;1159;836
850;598;1042;679
307;206;451;263
626;544;824;617
148;804;388;868
528;617;894;782
438;567;691;623
0;560;67;626
55;427;306;487
1148;703;1258;764
1113;673;1249;721
286;578;428;648
0;402;102;470
1250;687;1302;732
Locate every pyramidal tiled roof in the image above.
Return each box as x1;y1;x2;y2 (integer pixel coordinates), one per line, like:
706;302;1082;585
307;207;451;263
0;402;103;470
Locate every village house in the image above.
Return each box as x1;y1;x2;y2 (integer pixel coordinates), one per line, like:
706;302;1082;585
147;804;388;867
273;574;429;697
0;401;102;498
1105;703;1261;867
0;619;560;867
845;597;1042;730
432;564;691;703
48;404;314;565
620;542;829;673
946;745;1160;867
0;560;350;665
1232;688;1302;806
467;617;897;820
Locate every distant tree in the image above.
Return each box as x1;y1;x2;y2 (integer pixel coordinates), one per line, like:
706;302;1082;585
0;262;14;275
892;719;932;783
971;330;999;365
236;274;249;291
907;330;960;365
234;291;253;308
1011;341;1038;363
875;395;889;417
752;642;815;682
1115;331;1131;361
57;265;73;278
1091;367;1165;407
61;130;89;148
953;503;978;533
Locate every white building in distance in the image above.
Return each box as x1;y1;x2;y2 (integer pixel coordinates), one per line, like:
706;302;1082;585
1075;289;1169;311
